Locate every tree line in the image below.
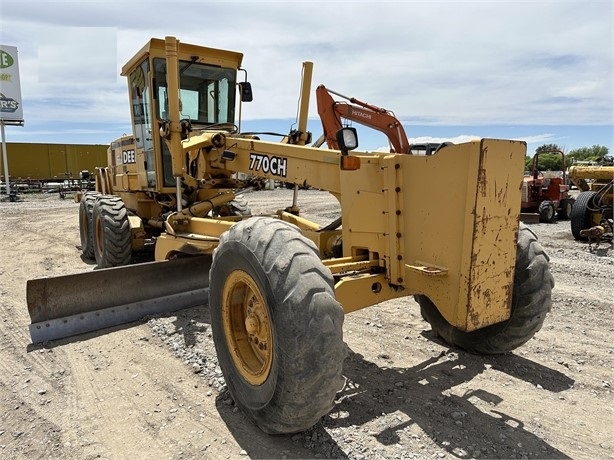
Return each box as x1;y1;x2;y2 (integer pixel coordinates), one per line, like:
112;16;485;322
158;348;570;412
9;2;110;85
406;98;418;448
525;144;611;171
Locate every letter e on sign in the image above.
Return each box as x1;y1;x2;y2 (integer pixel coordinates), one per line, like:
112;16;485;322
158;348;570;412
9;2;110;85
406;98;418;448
0;50;14;68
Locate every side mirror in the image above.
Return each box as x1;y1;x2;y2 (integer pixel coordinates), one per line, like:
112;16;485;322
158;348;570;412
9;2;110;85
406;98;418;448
336;127;358;154
238;82;253;102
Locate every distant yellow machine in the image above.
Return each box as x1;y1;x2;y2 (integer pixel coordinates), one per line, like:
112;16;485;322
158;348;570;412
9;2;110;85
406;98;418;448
568;161;613;241
26;37;553;434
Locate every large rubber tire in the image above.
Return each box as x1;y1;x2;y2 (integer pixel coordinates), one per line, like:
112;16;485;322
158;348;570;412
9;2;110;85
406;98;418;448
92;195;132;268
416;223;553;354
538;200;555;223
557;198;574;220
79;191;100;260
570;191;598;240
209;217;346;434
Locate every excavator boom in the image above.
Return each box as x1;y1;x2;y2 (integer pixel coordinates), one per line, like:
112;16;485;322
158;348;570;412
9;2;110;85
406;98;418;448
316;84;410;153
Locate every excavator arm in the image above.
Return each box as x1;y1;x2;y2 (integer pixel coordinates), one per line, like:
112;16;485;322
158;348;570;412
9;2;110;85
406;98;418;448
316;84;410;154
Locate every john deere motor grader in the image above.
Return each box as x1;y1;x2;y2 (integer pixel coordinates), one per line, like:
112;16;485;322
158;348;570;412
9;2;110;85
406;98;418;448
26;37;553;435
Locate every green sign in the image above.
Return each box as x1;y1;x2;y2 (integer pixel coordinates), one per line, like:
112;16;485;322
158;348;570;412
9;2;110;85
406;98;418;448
0;50;14;69
0;45;24;122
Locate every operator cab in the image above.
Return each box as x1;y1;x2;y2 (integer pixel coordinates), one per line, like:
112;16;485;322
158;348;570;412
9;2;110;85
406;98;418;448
120;38;247;192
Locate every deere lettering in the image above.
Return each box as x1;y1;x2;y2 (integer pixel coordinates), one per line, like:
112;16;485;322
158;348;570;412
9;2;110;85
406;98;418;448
0;50;14;69
123;149;136;164
249;153;288;177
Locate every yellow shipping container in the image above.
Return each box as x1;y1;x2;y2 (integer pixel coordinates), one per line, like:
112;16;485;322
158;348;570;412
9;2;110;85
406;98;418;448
0;142;108;181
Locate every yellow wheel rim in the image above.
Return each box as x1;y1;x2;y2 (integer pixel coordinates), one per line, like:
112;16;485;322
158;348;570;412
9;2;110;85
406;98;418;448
222;270;273;386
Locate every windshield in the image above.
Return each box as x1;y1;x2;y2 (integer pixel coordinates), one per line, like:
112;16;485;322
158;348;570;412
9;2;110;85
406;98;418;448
154;58;236;125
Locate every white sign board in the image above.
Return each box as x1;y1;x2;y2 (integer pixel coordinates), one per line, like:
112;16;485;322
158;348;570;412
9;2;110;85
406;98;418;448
0;45;24;123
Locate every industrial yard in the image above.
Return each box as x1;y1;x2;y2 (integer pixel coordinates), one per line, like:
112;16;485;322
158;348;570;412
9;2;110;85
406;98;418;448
0;189;612;460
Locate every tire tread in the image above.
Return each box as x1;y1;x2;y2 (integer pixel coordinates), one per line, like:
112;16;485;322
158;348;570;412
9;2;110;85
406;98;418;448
416;223;553;354
210;217;346;434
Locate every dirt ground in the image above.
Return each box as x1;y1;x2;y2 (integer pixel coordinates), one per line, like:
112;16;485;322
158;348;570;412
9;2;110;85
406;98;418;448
0;189;612;460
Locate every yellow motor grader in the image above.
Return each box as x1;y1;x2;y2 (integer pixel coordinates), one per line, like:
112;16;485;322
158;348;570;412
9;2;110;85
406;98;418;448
26;37;553;435
568;160;613;243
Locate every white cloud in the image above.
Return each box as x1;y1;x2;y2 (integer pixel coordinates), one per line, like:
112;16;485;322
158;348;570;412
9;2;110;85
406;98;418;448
37;27;118;84
0;0;611;146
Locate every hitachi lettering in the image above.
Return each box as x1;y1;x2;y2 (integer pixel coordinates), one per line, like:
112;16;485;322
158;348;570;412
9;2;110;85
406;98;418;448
351;109;371;120
249;153;288;177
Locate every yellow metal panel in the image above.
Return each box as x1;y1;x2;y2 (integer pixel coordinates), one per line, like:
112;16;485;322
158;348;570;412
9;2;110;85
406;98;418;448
153;215;236;260
231;137;342;193
3;143;107;180
2;143;50;179
64;144;107;177
400;139;526;331
168;217;234;239
121;37;244;76
335;273;407;313
127;215;145;251
382;154;406;284
464;139;524;329
154;233;218;260
47;145;67;179
338;156;388;258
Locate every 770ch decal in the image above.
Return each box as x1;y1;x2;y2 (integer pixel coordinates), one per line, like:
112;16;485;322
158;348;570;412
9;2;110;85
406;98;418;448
249;153;288;177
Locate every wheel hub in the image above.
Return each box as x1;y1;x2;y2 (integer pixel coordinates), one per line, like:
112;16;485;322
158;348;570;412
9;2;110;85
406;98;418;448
222;270;273;386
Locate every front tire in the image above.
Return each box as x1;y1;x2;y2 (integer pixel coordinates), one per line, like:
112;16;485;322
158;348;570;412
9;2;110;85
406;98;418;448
209;217;346;434
416;223;553;354
92;195;132;268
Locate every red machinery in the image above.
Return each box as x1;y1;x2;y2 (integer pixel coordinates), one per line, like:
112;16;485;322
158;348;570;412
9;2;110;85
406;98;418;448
521;150;574;223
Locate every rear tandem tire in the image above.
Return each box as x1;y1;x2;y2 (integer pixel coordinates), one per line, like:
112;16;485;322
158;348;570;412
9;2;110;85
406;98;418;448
416;223;553;354
92;195;132;268
570;191;598;240
79;191;100;260
209;217;346;434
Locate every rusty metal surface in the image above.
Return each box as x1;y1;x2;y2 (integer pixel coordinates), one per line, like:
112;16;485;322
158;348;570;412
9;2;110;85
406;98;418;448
397;139;525;331
27;256;211;342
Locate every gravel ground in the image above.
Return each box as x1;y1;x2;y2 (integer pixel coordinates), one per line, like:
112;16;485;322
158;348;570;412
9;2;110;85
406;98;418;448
0;189;612;459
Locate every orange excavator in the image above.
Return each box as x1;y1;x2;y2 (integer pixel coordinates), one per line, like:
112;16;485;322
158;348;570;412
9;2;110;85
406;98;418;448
316;84;411;154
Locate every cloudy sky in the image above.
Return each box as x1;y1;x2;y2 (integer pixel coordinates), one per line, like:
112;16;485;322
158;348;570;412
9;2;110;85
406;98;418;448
0;0;612;155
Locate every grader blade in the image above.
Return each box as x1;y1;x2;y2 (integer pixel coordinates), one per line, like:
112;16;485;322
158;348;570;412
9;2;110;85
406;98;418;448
27;256;211;344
